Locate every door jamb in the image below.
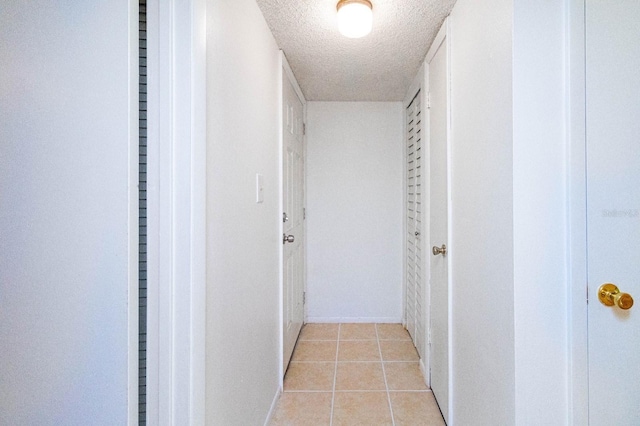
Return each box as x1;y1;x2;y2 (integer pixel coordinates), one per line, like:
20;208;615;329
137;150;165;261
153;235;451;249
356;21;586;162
128;0;140;422
278;52;284;386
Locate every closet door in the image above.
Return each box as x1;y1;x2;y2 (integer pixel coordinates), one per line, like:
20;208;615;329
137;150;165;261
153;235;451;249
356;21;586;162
586;1;640;423
406;90;425;359
138;0;148;423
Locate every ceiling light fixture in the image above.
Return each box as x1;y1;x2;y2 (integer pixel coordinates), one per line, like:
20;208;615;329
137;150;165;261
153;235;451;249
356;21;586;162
336;0;373;39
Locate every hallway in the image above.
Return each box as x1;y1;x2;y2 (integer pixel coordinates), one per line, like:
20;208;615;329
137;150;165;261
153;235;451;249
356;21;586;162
270;323;445;425
3;0;631;423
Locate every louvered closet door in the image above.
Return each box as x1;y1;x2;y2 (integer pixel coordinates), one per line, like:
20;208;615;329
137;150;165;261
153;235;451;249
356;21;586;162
138;0;148;423
406;91;424;359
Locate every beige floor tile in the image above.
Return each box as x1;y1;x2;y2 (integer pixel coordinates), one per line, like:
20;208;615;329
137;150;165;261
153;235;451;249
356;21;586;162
377;323;411;340
299;323;339;341
273;324;438;425
379;340;420;361
332;392;393;426
384;362;428;390
270;392;332;426
335;362;386;390
338;340;381;361
340;323;377;340
291;341;337;362
390;392;446;426
284;362;335;391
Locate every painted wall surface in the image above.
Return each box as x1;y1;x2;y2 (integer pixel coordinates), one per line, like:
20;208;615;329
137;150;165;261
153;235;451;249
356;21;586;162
449;0;516;424
0;1;134;424
306;102;404;323
205;0;281;423
512;1;569;422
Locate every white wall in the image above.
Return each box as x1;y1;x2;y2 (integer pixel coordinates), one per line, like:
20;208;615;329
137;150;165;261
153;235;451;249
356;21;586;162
512;1;569;422
449;0;515;424
306;102;404;323
0;1;136;424
205;0;281;423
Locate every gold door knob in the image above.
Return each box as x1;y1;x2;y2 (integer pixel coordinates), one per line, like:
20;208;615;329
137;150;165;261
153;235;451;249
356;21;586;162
598;283;634;310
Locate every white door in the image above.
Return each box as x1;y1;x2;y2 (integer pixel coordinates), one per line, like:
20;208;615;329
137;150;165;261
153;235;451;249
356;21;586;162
282;70;305;371
405;90;425;359
428;28;450;424
586;1;640;424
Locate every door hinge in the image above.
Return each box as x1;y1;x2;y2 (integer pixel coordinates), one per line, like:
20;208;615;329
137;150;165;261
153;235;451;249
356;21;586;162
303;292;306;305
303;208;306;220
427;92;431;109
303;123;306;135
428;328;431;344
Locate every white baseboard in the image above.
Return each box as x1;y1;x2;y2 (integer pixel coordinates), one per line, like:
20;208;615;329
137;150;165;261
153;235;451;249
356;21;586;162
263;385;282;426
419;358;430;388
306;317;403;324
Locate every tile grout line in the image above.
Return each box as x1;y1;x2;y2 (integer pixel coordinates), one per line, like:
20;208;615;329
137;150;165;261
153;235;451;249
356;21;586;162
290;360;419;364
376;324;396;426
329;324;340;426
285;389;432;393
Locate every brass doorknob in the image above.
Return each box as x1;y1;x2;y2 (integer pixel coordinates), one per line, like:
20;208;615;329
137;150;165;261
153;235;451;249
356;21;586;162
598;283;634;310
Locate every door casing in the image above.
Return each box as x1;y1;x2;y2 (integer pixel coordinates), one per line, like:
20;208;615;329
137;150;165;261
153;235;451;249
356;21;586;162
145;0;207;423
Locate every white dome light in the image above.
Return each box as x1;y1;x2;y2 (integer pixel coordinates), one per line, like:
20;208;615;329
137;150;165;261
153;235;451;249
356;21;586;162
336;0;373;39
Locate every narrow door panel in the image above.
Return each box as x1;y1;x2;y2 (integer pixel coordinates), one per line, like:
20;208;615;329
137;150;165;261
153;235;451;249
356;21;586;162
283;70;305;372
586;1;640;424
429;33;450;424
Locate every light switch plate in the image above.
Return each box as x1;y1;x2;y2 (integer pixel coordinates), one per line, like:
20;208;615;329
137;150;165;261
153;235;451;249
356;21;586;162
256;174;264;203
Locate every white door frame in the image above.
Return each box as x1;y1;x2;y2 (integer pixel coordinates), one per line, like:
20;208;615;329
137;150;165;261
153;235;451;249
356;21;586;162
146;0;207;423
567;0;588;424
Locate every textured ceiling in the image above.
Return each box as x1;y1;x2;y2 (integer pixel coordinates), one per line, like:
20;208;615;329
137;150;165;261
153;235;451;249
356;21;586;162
255;0;457;101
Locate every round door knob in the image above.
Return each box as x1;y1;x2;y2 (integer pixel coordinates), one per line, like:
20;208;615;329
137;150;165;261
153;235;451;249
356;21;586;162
618;293;634;310
283;234;295;244
598;283;634;310
415;231;420;237
432;244;447;256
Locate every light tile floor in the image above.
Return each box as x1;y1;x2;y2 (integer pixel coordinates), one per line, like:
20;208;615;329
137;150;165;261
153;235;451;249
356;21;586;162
270;323;446;426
